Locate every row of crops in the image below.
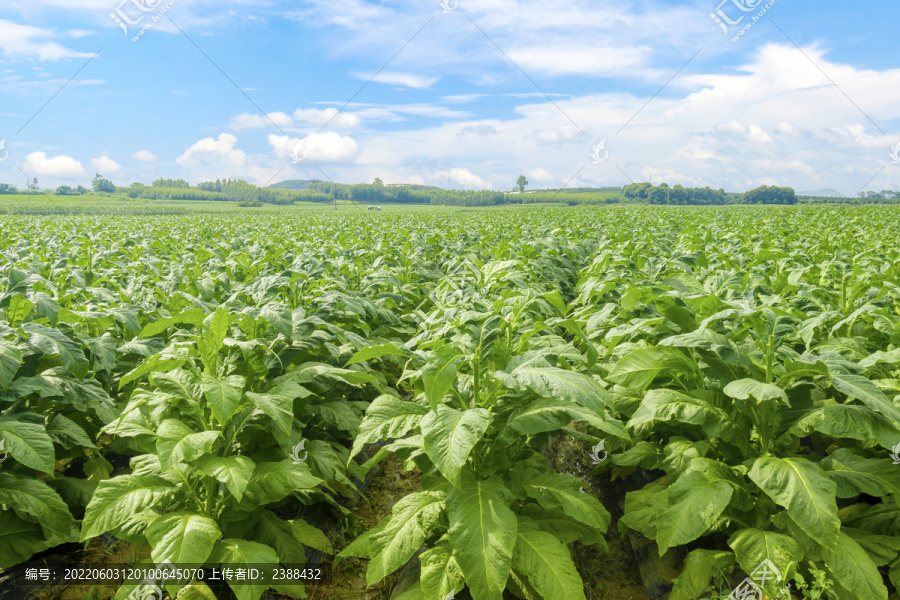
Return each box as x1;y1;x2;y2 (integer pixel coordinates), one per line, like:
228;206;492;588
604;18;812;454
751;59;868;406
1;205;900;600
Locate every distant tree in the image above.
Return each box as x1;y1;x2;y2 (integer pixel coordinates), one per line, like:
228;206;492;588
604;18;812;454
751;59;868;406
92;174;115;193
516;175;528;193
0;183;18;195
75;185;88;195
374;178;384;186
743;185;797;205
56;185;74;195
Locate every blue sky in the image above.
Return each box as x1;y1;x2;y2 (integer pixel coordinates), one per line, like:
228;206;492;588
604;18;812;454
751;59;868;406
1;0;899;194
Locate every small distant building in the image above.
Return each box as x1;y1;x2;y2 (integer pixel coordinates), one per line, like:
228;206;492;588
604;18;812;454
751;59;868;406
368;206;382;211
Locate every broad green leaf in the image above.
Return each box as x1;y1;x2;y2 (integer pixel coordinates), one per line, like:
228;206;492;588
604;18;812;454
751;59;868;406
789;404;900;449
748;456;840;547
0;340;22;388
202;374;245;425
209;539;279;600
859;349;900;369
146;512;222;567
22;323;89;378
0;420;55;473
46;413;96;449
627;389;734;438
156;419;219;469
669;548;735;600
823;449;900;498
655;469;733;555
118;351;188;389
245;460;323;504
245;392;293;436
422;346;466;411
831;373;900;423
6;294;34;327
512;522;586;600
365;491;446;585
81;475;177;540
196;455;255;502
514;470;611;531
346;342;410;366
419;538;464;600
350;394;428;459
0;473;73;538
253;510;306;565
291;517;333;554
843;527;900;567
607;347;697;391
421;405;492;488
447;473;517;600
510;366;611;413
821;532;888;600
0;511;54;570
723;378;788;405
139;307;206;337
727;529;802;596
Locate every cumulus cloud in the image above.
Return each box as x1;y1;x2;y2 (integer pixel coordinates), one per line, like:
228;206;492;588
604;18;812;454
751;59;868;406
429;168;492;190
268;132;359;163
90;156;121;174
176;134;247;180
23;152;85;178
133;150;157;162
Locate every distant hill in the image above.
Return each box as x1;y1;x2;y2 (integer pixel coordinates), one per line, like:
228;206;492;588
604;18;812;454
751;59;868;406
268;179;322;190
799;188;844;198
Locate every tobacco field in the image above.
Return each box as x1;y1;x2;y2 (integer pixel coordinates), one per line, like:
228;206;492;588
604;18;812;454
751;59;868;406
1;205;900;600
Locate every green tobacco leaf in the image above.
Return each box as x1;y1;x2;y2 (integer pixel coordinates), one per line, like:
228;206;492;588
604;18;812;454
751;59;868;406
654;469;733;555
0;473;73;538
346;342;410;366
253;510;307;565
510;366;611;412
831;373;900;423
22;323;89;378
422;346;466;411
0;340;22;388
515;470;611;531
195;455;254;502
146;512;222;567
822;532;888;600
627;389;731;436
291;517;333;554
202;374;245;426
419;538;464;600
727;529;802;596
0;420;55;473
748;456;840;547
512;522;586;600
843;527;900;567
6;294;34;327
119;351;188;389
139;307;206;338
421;405;492;488
245;460;323;504
0;511;54;570
209;539;279;600
156;419;219;469
245;392;293;436
81;475;177;540
823;449;900;498
607;347;697;391
723;378;788;405
350;394;428;459
669;549;735;600
46;413;95;449
789;404;900;449
365;491;446;585
859;349;900;369
447;473;516;600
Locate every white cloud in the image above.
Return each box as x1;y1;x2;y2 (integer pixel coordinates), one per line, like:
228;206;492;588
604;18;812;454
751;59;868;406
177;133;247;181
228;112;294;131
0;19;96;61
357;71;438;89
23;152;85;178
133;150;157;162
429;168;492;190
90;156;121;174
524;167;555;183
293;108;361;129
268;132;359;163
